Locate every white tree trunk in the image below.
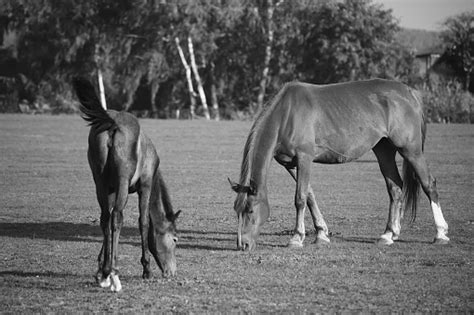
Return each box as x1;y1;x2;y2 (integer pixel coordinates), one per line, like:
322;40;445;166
210;62;220;121
211;83;220;121
175;37;196;119
97;69;107;110
256;0;280;113
188;36;211;120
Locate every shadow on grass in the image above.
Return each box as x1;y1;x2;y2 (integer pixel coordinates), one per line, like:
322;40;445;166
0;222;238;251
0;270;84;279
0;222;136;242
333;235;433;245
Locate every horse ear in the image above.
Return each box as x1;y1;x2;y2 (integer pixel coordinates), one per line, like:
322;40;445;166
172;210;182;222
228;178;240;193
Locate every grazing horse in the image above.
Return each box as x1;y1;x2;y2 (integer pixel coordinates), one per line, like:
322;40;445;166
73;77;180;292
229;79;449;251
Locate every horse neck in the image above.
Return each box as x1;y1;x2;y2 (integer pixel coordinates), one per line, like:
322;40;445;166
244;112;280;198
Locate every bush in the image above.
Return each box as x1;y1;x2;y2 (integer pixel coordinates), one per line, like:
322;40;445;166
418;79;473;123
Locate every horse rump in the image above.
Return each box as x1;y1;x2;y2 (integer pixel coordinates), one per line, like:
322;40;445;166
72;77;115;133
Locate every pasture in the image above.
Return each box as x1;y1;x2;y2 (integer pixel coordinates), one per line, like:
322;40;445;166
0;114;473;313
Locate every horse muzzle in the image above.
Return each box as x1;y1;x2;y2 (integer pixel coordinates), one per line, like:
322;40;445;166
237;233;256;251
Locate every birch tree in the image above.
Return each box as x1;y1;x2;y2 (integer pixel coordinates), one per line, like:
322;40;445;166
175;37;197;119
188;36;211;120
256;0;280;113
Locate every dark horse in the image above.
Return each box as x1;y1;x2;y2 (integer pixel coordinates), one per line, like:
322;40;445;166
229;79;449;251
73;77;180;291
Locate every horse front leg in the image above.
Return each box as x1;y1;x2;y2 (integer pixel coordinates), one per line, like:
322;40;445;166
286;168;329;245
288;153;313;248
138;185;152;279
307;187;330;244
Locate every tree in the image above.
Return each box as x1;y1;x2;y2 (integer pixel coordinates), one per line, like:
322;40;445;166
0;0;424;120
289;0;405;84
255;0;281;114
175;37;197;118
442;11;474;92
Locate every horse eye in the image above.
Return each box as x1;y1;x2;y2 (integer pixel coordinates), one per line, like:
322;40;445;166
172;236;178;243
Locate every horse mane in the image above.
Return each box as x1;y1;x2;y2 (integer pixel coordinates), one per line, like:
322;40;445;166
233;82;293;213
156;170;175;222
238;82;292;187
149;167;176;223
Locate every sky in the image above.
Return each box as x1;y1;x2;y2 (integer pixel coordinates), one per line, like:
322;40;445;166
373;0;474;31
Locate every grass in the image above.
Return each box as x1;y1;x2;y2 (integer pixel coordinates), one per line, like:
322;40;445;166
0;114;473;312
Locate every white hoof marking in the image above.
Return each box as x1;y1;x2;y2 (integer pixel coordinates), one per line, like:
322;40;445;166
99;275;111;288
110;273;122;292
316;231;330;244
288;234;304;248
378;234;394;245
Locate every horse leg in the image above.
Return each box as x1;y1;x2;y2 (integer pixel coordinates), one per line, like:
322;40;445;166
285;168;330;244
107;182;128;292
373;141;403;245
97;191;115;288
288;153;313;248
138;184;152;279
93;183;111;286
402;153;449;244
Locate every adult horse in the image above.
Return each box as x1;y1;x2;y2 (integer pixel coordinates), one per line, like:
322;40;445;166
73;77;180;292
229;79;449;251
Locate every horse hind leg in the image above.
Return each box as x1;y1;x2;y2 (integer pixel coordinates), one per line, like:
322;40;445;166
107;181;129;292
402;153;449;244
373;140;403;245
94;183;112;287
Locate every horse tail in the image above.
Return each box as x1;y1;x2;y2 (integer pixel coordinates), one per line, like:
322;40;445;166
402;157;420;223
401;89;426;222
73;77;116;133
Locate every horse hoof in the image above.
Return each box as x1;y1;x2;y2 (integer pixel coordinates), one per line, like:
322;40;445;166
95;271;103;284
377;237;394;246
314;234;331;245
142;270;152;280
110;273;122;292
287;240;304;248
433;237;449;245
99;275;111;288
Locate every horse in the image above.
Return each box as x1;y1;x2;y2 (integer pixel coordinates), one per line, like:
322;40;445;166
229;79;449;251
73;77;180;292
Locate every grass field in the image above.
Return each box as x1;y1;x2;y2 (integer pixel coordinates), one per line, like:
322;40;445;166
0;114;473;313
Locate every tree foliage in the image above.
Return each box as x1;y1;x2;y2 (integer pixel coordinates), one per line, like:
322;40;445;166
0;0;451;119
441;11;474;91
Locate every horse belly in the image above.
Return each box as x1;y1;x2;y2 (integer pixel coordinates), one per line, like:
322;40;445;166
313;129;382;164
129;132;144;187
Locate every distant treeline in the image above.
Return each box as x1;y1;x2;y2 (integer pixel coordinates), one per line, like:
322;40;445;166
0;0;472;122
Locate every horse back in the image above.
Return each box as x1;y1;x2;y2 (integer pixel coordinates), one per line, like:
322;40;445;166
276;79;424;162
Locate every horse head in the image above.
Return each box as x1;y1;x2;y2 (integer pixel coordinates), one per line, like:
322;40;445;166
229;178;269;251
153;210;181;278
